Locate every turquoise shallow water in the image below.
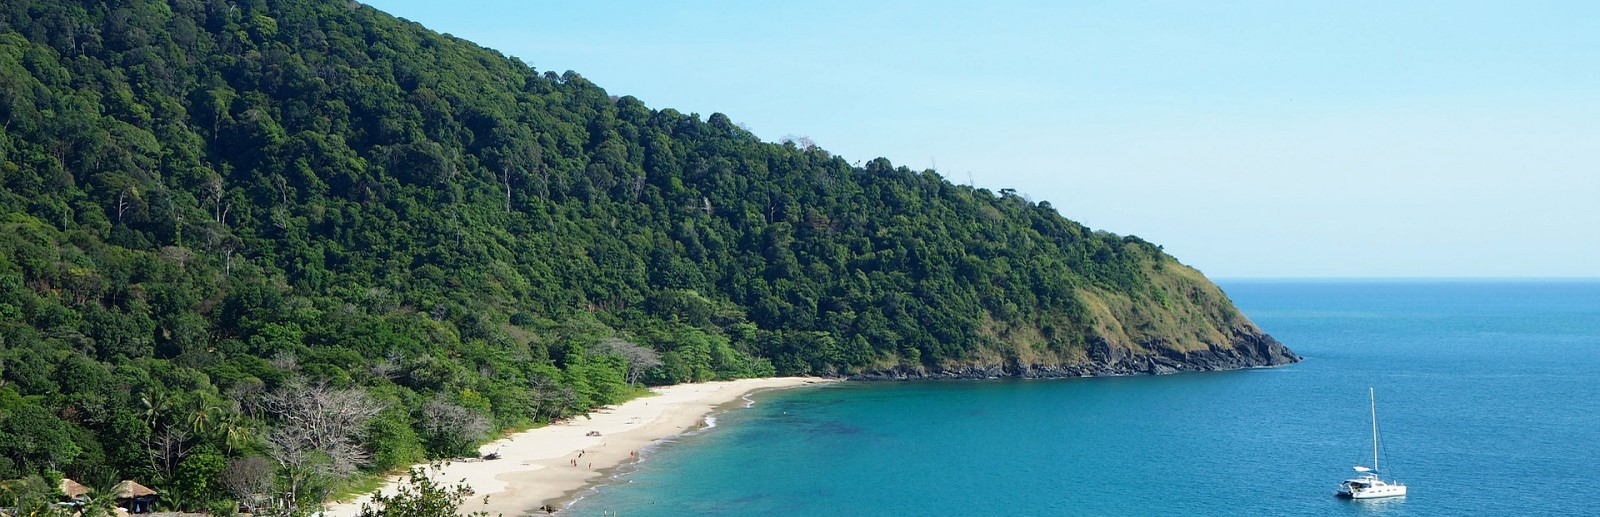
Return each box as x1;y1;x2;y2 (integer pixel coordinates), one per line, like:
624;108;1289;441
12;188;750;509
564;281;1600;516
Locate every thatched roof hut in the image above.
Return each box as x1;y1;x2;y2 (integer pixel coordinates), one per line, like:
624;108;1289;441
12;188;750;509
112;480;157;499
112;480;159;514
59;478;93;499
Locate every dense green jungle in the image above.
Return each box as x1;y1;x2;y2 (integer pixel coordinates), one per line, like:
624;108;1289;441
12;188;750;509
0;0;1292;513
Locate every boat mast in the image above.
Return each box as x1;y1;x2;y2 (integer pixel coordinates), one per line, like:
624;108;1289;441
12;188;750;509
1370;387;1379;474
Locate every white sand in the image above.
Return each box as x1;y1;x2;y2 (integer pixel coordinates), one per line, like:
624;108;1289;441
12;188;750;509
322;377;831;516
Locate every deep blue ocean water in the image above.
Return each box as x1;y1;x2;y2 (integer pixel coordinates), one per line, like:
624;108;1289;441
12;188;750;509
564;281;1600;516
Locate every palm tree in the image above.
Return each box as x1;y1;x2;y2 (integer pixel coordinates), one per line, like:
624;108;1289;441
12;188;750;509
187;404;223;437
212;410;257;455
139;392;172;429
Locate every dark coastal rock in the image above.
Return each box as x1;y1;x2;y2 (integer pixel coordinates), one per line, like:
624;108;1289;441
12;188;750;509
847;327;1300;381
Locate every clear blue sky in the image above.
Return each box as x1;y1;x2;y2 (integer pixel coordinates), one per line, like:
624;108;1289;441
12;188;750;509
364;0;1599;278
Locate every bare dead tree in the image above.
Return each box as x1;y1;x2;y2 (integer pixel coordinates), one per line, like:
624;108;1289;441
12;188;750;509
553;385;578;418
221;456;276;513
529;140;548;198
149;427;192;482
221;237;238;276
527;374;579;421
159;246;193;270
495;139;541;213
367;349;403;380
260;381;383;512
420;399;490;457
273;174;290;205
268;351;299;371
527;374;555;419
228;378;267;419
263;381;383;476
265;425;318;509
444;146;460;183
116;189;133;223
594;337;662;386
500;163;514;213
204;174;225;223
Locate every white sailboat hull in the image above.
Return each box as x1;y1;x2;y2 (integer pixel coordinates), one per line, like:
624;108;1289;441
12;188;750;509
1339;483;1408;499
1349;486;1407;499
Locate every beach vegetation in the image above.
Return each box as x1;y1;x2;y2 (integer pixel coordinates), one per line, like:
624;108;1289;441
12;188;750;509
355;464;488;517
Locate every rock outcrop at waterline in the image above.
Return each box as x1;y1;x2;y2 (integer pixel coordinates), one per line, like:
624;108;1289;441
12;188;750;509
850;326;1299;380
846;259;1300;381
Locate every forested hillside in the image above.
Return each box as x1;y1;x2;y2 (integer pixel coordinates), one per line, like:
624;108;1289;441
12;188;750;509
0;0;1296;512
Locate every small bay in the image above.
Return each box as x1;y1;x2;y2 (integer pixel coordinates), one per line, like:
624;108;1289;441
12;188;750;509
565;281;1600;515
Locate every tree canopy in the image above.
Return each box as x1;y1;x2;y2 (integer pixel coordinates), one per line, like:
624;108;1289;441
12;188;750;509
0;0;1290;512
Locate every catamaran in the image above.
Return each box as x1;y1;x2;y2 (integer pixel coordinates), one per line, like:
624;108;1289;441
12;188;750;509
1336;387;1407;499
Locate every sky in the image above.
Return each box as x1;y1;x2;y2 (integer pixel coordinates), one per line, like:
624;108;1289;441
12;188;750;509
363;0;1599;278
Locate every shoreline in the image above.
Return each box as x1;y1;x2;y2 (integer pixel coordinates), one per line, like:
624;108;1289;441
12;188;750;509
322;377;833;516
540;386;773;512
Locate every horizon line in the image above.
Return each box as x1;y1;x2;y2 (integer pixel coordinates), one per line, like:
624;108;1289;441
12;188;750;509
1214;276;1600;283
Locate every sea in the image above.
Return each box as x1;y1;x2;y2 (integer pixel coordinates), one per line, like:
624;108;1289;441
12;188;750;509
563;281;1600;516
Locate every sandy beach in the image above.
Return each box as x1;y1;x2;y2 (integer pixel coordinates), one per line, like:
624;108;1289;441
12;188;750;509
322;377;831;516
